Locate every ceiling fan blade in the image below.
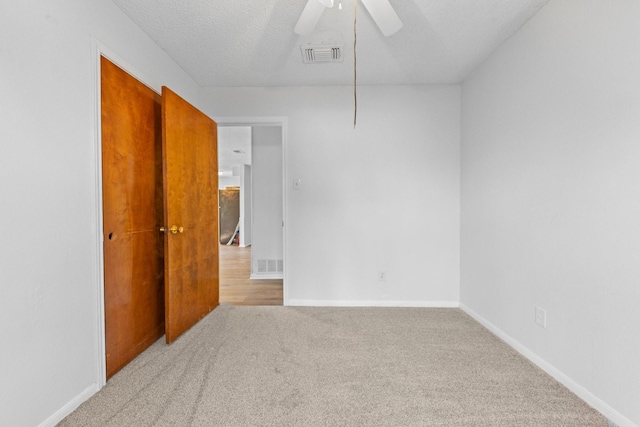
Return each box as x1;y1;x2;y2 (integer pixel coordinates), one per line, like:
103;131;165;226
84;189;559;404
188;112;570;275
360;0;403;36
294;0;332;36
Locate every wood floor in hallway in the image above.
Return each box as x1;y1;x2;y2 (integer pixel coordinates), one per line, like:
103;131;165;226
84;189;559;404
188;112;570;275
219;244;283;306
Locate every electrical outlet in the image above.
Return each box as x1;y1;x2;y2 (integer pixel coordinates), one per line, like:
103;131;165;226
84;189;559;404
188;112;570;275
378;271;386;281
535;306;547;328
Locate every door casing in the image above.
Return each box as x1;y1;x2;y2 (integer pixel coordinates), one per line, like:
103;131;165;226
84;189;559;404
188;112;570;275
93;43;165;387
101;56;165;378
216;119;288;302
92;43;289;387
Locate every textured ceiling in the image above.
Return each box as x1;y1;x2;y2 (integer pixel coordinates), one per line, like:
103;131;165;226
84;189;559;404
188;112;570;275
111;0;550;87
218;126;252;173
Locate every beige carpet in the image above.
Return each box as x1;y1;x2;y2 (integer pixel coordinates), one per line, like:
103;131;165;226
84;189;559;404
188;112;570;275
60;305;607;426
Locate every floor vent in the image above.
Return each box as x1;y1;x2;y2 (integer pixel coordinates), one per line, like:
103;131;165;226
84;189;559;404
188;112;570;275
257;259;283;273
301;45;344;63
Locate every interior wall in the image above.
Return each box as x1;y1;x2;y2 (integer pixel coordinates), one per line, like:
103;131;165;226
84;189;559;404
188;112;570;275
241;164;253;247
0;1;201;426
460;0;640;425
200;85;461;305
218;175;240;189
250;126;283;277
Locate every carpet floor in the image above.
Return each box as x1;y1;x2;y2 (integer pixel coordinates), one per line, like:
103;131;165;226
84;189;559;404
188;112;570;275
59;305;607;426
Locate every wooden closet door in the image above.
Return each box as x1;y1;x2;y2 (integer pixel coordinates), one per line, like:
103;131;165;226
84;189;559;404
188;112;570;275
162;86;219;344
101;57;165;378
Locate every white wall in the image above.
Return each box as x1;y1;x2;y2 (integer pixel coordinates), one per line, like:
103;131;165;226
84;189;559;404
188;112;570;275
251;126;283;277
0;1;201;426
460;1;640;425
200;86;461;305
218;175;240;189
241;164;253;247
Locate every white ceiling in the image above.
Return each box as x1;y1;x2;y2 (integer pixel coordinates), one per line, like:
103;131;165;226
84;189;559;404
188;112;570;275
218;126;252;174
111;0;550;87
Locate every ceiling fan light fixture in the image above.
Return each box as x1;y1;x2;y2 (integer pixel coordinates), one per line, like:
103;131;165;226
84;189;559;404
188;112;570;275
294;0;330;36
359;0;403;36
295;0;402;37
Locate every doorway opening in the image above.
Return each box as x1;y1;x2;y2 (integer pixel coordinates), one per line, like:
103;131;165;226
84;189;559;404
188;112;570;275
217;122;286;306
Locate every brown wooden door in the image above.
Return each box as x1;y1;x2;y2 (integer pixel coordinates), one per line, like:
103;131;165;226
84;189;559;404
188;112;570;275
162;86;219;344
101;57;165;378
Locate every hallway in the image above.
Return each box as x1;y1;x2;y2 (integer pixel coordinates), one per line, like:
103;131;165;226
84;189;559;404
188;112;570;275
219;245;283;306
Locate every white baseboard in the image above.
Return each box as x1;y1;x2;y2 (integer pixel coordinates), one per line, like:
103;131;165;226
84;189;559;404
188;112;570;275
460;304;638;427
286;299;459;308
250;273;283;280
39;383;99;427
41;305;635;427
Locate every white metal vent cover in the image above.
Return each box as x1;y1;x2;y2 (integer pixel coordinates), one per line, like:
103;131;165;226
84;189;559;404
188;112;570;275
300;44;344;63
257;259;283;273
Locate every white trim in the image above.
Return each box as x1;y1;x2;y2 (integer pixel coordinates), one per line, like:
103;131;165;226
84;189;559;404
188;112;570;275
281;119;289;305
287;300;460;308
90;38;107;393
217;117;287;127
95;41;162;94
460;304;638;427
250;273;284;280
91;40;164;392
38;383;99;427
216;116;289;306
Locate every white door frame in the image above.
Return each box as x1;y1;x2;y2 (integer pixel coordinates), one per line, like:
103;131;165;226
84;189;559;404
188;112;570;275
92;40;289;389
91;40;163;389
216;118;288;297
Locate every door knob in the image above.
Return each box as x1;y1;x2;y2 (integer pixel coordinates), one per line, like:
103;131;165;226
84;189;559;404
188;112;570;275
169;225;184;234
160;226;184;234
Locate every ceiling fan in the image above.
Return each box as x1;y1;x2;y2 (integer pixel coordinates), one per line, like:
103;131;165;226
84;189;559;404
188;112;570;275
294;0;403;37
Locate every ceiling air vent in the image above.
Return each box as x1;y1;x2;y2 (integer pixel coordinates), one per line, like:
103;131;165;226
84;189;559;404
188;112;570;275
301;44;344;64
